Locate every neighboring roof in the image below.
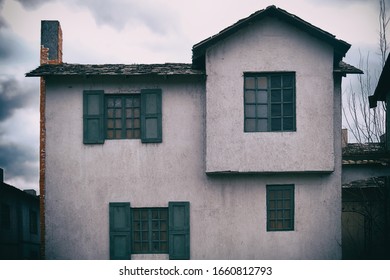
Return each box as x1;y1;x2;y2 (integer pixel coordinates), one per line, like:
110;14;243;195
334;61;364;75
192;5;352;69
26;63;205;77
369;53;390;108
342;143;389;166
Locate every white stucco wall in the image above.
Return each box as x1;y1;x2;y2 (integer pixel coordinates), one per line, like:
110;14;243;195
205;17;335;173
44;70;342;259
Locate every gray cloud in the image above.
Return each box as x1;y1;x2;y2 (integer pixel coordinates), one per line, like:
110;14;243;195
71;0;179;34
0;77;38;121
15;0;56;10
0;141;38;183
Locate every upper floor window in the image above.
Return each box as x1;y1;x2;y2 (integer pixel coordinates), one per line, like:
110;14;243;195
83;89;162;144
244;73;295;132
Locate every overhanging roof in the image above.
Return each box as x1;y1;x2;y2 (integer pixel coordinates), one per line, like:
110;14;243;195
192;5;352;69
369;53;390;108
26;63;205;77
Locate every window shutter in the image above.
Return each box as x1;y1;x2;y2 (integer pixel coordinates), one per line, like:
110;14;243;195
168;202;190;260
141;89;162;143
83;90;104;144
109;203;131;260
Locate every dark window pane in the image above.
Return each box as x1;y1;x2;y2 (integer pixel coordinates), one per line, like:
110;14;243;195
115;110;121;118
134;129;140;138
271;76;281;88
115;130;121;139
107;109;114;118
271;90;281;102
283;103;293;116
283;117;294;130
283;89;293;102
134;108;140;118
126;109;133;118
271;118;281;131
283;75;293;87
271;104;281;117
126;120;133;128
115;120;122;128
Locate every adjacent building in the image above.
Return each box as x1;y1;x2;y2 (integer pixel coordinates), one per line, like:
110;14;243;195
0;168;40;260
27;6;361;259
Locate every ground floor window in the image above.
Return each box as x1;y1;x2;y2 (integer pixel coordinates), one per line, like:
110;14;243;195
109;201;189;260
132;208;168;254
266;184;294;231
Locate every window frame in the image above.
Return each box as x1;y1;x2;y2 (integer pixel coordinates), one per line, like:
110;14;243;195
104;94;141;140
266;184;295;231
244;72;296;132
131;207;169;254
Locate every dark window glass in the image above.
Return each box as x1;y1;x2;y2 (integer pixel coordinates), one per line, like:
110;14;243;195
244;73;295;132
106;95;141;139
267;185;294;231
132;208;168;254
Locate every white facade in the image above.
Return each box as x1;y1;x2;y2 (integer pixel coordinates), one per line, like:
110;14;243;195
29;6;358;259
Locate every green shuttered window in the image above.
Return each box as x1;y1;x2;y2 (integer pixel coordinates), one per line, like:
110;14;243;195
109;202;190;260
266;185;295;231
83;90;104;144
83;89;162;144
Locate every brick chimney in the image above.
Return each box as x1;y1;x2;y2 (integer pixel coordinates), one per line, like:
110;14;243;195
40;20;63;65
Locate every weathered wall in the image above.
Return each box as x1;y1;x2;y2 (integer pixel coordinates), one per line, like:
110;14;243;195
205;17;335;173
44;70;342;259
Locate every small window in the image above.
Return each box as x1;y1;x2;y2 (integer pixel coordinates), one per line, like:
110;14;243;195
266;185;294;231
83;89;162;144
244;73;295;132
106;95;141;139
29;209;38;235
1;203;11;230
132;208;168;254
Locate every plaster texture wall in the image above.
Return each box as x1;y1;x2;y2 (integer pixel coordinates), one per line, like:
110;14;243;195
44;70;342;259
205;17;335;173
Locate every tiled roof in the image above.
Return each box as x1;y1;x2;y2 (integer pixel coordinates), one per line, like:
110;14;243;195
342;143;389;166
334;61;363;74
26;63;205;77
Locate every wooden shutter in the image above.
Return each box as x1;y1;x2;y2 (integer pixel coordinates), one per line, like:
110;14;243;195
168;202;190;260
83;90;104;144
141;89;162;143
109;203;131;260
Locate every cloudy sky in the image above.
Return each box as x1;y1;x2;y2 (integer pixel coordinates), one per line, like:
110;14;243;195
0;0;387;192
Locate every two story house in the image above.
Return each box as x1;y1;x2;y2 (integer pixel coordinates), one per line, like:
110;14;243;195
27;6;361;259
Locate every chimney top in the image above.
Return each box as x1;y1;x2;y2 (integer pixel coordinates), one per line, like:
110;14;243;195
41;20;63;65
